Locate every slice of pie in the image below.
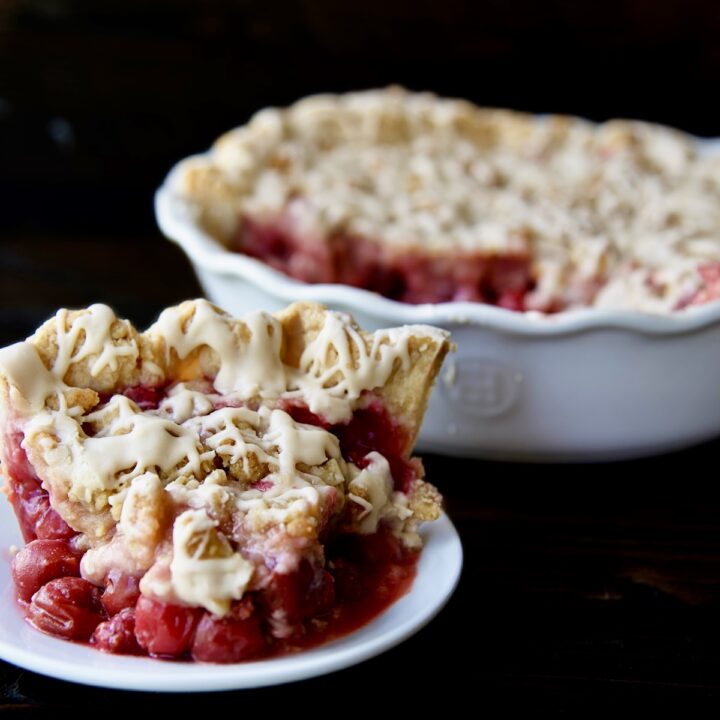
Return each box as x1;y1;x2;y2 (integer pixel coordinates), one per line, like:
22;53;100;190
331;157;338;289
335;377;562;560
0;300;450;662
167;86;720;313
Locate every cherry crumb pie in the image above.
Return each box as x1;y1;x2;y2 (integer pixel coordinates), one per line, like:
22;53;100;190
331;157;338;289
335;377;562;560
0;300;450;662
172;87;720;313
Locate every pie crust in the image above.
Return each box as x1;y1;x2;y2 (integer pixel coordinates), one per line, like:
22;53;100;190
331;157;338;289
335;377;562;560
0;300;450;660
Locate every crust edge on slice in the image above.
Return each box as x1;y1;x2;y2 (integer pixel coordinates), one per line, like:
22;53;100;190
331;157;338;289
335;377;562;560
275;300;450;454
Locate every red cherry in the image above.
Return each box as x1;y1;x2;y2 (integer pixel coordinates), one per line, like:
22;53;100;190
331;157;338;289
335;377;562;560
134;597;202;658
262;560;335;625
101;570;141;616
92;608;143;655
12;539;82;602
27;577;104;641
191;598;266;663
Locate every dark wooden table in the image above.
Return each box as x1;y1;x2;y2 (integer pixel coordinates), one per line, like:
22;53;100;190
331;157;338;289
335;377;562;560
3;234;720;711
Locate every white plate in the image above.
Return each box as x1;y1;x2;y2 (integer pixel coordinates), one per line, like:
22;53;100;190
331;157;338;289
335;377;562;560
0;494;462;692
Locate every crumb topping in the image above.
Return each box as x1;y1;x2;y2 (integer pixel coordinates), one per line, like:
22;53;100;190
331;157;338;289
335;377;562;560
175;87;720;312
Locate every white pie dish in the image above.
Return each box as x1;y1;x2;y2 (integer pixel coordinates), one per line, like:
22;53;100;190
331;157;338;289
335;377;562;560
155;138;720;462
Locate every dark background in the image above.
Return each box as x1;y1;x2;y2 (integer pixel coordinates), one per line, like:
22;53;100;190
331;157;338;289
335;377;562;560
3;0;720;711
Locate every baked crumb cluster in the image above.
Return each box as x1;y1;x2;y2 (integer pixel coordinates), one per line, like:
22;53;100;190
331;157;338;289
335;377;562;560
0;300;449;649
174;87;720;312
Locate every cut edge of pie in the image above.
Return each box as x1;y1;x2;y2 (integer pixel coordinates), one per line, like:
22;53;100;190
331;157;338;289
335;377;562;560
0;299;451;661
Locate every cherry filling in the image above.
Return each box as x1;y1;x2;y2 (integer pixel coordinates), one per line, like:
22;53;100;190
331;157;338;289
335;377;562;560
3;432;75;543
237;216;535;308
5;397;420;663
121;384;167;410
238;214;720;313
282;399;417;493
134;597;204;657
11;532;415;661
101;569;141;616
96;384;169;411
92;608;143;655
190;598;265;663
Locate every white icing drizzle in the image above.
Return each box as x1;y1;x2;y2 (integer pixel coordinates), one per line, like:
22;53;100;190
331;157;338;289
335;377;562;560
182;404;341;485
161;405;342;543
48;305;138;379
82;396;208;487
235;484;324;533
0;343;65;413
6;303;442;514
347;452;393;534
157;383;215;424
153;301;286;397
24;395;210;509
165;469;232;515
169;509;254;615
287;314;415;422
264;408;340;476
183;405;275;476
152;299;446;424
